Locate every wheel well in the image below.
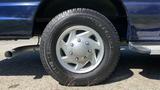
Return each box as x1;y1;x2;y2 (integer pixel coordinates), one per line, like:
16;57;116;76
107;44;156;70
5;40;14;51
33;0;128;41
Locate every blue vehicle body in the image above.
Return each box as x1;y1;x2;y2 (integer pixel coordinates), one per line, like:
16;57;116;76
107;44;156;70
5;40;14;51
0;0;160;41
0;0;40;39
124;0;160;41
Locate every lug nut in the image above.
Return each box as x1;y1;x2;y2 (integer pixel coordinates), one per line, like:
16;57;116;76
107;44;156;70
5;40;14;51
75;57;79;61
85;41;89;45
77;38;81;42
69;51;73;55
70;43;74;47
88;50;92;53
84;56;87;59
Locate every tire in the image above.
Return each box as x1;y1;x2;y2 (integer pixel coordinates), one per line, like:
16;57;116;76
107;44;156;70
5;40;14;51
40;8;120;86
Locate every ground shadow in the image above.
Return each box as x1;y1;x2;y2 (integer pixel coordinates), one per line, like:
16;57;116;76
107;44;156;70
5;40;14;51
139;55;160;80
102;47;160;84
120;48;160;80
0;51;47;79
0;47;160;83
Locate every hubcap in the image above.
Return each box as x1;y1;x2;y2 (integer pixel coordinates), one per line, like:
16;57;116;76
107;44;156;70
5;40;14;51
56;25;104;73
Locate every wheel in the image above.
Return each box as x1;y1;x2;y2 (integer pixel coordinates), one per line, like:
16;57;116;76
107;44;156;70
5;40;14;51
40;8;120;86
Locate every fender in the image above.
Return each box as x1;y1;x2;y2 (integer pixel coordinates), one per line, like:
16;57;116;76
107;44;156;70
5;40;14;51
34;0;129;40
35;0;128;20
0;0;130;40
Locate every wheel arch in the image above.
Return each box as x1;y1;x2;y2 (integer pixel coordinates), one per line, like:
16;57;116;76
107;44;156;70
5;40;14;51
33;0;129;41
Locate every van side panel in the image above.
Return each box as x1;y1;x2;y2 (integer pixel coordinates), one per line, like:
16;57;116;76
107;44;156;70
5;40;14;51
0;0;40;39
124;0;160;41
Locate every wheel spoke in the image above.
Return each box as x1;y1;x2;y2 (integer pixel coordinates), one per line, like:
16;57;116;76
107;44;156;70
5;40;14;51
89;39;101;50
75;63;86;70
61;56;77;64
60;40;68;54
77;31;92;38
90;51;97;65
67;31;76;43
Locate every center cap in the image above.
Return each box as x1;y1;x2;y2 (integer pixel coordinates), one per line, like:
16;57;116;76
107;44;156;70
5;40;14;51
68;38;92;62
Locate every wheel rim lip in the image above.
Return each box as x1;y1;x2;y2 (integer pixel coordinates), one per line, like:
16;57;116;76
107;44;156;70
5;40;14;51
56;25;104;73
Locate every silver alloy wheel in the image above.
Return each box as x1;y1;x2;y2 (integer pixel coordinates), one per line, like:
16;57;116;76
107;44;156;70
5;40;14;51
56;25;104;73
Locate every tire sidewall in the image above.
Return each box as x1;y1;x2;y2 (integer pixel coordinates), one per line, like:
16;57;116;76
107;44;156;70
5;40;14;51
40;9;120;85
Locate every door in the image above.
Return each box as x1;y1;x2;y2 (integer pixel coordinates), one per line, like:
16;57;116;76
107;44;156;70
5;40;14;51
0;0;40;39
124;0;160;41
